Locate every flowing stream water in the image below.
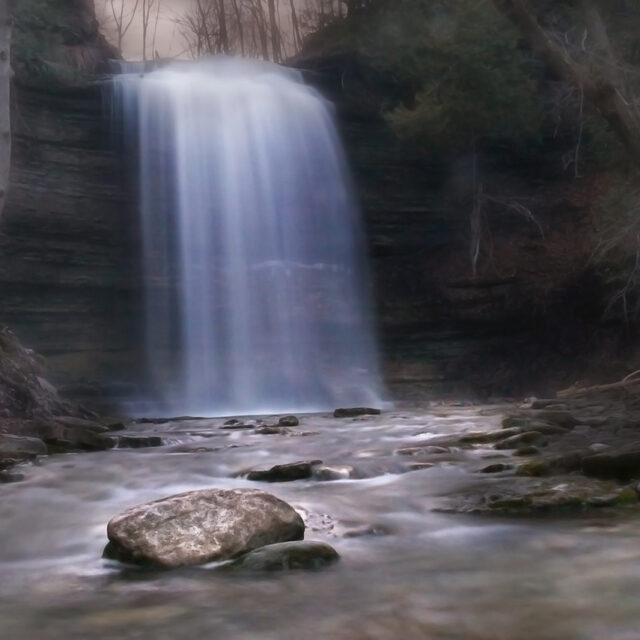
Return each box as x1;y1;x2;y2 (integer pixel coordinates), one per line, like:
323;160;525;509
112;58;383;416
2;406;640;639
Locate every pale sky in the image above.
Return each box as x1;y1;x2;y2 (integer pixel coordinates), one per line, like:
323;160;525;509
94;0;305;61
95;0;200;60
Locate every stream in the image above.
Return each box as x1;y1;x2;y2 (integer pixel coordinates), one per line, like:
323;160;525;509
2;406;640;639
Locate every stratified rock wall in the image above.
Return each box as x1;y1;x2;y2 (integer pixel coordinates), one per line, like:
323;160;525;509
0;80;140;392
0;1;141;398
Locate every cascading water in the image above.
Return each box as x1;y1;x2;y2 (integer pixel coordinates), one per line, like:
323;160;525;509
113;57;383;416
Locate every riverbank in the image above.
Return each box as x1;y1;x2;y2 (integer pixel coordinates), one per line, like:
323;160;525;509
3;400;640;639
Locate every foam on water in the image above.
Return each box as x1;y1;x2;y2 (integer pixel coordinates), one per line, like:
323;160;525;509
113;57;384;416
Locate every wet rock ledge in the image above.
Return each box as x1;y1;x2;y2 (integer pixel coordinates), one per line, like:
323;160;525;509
428;393;640;515
0;328;121;477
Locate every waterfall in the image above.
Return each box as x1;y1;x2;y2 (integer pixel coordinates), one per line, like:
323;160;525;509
113;57;383;416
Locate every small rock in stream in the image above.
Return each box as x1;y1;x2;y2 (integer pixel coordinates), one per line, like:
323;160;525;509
104;488;305;568
343;524;393;538
221;419;256;430
0;470;25;483
480;463;513;474
227;540;339;572
313;465;353;481
582;449;640;481
254;426;289;435
333;407;381;418
459;428;522;444
495;431;545;450
246;460;323;482
278;415;299;427
117;435;165;449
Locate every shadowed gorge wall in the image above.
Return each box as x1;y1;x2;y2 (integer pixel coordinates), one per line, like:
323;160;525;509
0;5;604;406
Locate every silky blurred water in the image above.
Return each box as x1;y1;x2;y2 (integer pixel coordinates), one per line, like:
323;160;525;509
2;407;640;640
113;58;383;416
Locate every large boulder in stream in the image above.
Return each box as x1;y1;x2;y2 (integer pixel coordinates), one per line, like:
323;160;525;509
104;488;305;568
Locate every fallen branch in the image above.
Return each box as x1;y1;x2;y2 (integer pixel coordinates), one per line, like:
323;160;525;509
557;369;640;398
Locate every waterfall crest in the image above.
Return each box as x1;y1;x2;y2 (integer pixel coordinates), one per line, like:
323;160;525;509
114;57;383;416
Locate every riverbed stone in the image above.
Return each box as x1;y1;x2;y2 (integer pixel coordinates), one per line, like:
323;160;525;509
459;428;522;444
221;419;255;430
116;435;165;449
582;449;640;480
494;431;544;450
0;470;25;483
438;476;640;514
246;460;323;482
254;425;289;435
480;463;513;474
0;434;47;464
333;407;381;418
515;459;553;477
228;540;339;572
104;488;305;568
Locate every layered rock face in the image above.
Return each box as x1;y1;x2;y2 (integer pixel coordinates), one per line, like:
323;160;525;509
1;1;142;399
1;81;140;389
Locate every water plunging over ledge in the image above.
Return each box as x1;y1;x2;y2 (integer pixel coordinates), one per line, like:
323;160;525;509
112;58;384;416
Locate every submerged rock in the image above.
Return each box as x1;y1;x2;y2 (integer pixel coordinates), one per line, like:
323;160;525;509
254;425;290;435
246;460;323;482
104;488;305;568
459;428;522;444
221;419;256;430
228;540;339;572
333;407;381;418
480;463;513;474
0;470;25;483
494;431;545;450
313;465;353;481
116;435;165;449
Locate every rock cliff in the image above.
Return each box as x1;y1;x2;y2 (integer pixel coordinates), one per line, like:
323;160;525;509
0;5;604;408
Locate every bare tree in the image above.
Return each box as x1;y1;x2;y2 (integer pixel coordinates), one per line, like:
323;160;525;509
216;0;230;54
229;0;245;56
267;0;282;62
492;0;640;165
141;0;161;61
107;0;141;55
0;0;13;221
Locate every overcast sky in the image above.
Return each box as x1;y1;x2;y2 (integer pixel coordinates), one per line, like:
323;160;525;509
95;0;198;60
94;0;301;60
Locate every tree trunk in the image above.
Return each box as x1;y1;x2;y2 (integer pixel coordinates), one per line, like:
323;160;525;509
0;0;12;221
493;0;640;165
289;0;301;52
230;0;245;56
217;0;230;54
267;0;281;62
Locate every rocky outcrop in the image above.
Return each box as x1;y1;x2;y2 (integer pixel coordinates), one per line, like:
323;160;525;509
0;326;72;418
104;488;306;568
0;327;118;455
